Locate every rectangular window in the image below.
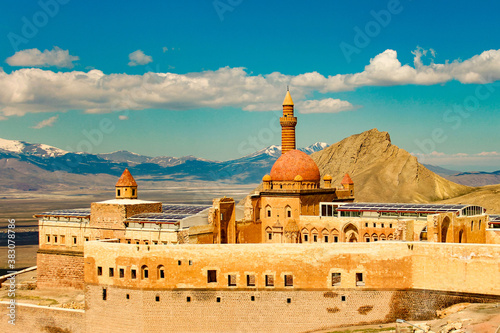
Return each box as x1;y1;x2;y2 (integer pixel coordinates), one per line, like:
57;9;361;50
381;223;385;228
189;260;193;265
178;260;182;266
216;297;221;303
46;235;50;243
97;266;102;276
287;210;291;218
159;269;165;279
373;223;376;228
155;295;160;302
331;273;341;286
207;270;217;283
72;236;77;245
102;288;107;301
304;234;308;242
228;274;237;287
247;274;256;287
187;296;191;302
54;235;58;243
356;273;365;286
119;268;124;278
126;294;130;299
60;235;65;244
324;235;329;243
132;189;136;196
109;268;114;277
265;275;274;287
313;234;318;242
365;223;369;228
284;274;293;287
334;236;339;243
267;210;271;217
131;269;137;279
268;233;272;240
389;224;393;228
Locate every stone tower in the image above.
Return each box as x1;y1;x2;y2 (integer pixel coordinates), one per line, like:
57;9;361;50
115;168;138;199
280;88;297;155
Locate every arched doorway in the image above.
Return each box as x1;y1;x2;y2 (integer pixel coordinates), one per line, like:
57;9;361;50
458;229;465;243
441;217;451;243
343;223;359;243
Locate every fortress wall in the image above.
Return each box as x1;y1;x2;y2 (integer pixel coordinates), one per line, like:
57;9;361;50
84;242;414;290
83;286;500;333
37;250;84;289
410;242;500;295
0;302;85;333
84;242;500;295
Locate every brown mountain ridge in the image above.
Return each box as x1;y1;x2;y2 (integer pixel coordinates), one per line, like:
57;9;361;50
311;128;472;203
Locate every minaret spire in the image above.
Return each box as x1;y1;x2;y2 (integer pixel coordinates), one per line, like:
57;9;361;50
280;88;297;155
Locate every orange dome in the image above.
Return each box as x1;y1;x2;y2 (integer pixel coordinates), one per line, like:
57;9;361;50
270;150;320;182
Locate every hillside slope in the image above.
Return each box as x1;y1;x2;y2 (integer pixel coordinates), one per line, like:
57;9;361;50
311;129;472;203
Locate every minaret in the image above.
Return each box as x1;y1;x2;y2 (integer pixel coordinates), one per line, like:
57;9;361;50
280;87;297;155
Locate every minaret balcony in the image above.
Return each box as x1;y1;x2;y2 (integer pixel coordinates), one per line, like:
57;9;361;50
280;117;297;127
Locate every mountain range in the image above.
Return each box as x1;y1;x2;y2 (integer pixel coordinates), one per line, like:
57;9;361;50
0;137;328;190
1;133;499;212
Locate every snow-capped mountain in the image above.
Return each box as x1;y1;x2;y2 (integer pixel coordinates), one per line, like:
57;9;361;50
0;138;330;186
300;142;329;154
0;138;69;158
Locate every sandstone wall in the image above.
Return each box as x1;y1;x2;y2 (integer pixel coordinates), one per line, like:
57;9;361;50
37;250;84;289
0;302;85;333
84;286;500;333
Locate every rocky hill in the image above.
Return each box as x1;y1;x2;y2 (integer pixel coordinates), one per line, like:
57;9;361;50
311;129;473;203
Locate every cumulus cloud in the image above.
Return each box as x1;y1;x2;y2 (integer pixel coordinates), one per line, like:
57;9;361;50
128;50;153;66
32;115;59;129
0;48;499;118
297;98;356;114
6;47;79;68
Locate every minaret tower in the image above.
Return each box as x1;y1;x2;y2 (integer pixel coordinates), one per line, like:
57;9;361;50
280;87;297;155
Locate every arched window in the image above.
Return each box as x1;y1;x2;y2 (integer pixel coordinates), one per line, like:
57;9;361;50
285;206;292;218
266;227;273;241
301;228;309;243
157;265;165;279
141;265;149;279
379;234;386;241
364;233;370;242
266;205;272;218
372;233;378;242
322;229;329;243
311;228;319;242
387;234;394;240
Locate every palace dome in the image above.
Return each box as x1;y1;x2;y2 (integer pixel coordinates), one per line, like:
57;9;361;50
270;150;320;182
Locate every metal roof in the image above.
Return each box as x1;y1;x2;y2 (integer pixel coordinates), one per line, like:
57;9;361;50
337;203;470;214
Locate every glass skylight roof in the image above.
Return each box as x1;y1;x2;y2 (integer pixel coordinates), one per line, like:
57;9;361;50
34;208;91;218
337;203;470;214
126;204;211;224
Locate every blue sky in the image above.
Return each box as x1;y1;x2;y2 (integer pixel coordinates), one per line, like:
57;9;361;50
0;0;499;171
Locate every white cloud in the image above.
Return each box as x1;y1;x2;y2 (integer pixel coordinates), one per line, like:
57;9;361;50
297;98;356;114
128;50;153;66
118;115;129;120
0;48;499;118
6;47;79;69
413;151;500;167
32;115;59;129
